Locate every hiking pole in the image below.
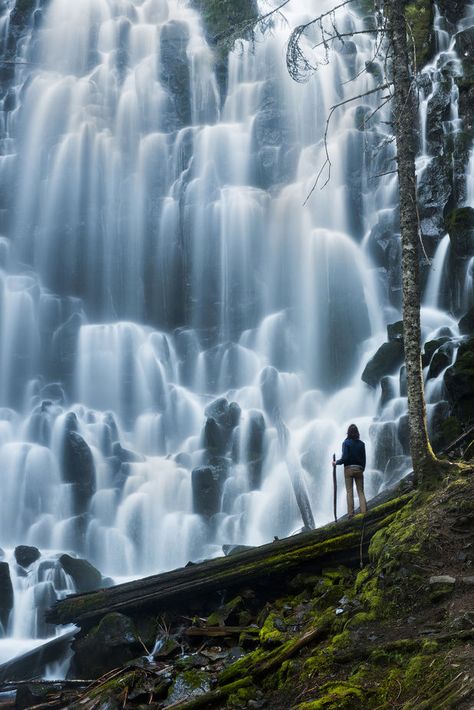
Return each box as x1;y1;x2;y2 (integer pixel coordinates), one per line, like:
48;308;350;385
332;453;337;523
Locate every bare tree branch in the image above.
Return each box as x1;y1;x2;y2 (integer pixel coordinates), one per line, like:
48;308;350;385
304;83;392;203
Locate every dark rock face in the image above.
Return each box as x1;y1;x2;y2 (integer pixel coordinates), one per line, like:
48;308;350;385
0;562;13;632
362;341;404;388
61;425;96;514
14;545;40;568
192;465;225;517
380;376;396;408
428;400;452;450
455;27;474;80
438;0;469;24
444;338;474;423
459;307;474;335
446;207;474;258
260;366;280;419
50;312;83;390
59;554;103;593
72;613;140;678
245;409;266;489
160;21;191;129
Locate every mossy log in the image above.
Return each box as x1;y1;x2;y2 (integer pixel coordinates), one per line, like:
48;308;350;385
46;492;414;628
332;628;474;664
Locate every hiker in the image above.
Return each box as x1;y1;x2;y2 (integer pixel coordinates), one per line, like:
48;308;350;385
334;424;367;518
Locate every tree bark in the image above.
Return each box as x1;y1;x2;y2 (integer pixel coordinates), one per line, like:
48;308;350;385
383;1;439;486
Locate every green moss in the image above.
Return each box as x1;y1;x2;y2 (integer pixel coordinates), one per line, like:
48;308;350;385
297;681;367;709
89;670;136;699
304;648;334;678
405;0;434;68
259;612;286;646
446;206;474;232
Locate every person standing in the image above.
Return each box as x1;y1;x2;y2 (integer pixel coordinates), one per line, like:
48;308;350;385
334;424;367;518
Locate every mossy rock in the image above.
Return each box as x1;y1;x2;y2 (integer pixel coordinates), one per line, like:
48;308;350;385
167;669;211;704
72;613;140;678
405;0;434;68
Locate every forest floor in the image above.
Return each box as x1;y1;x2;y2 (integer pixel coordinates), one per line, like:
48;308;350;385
2;463;474;709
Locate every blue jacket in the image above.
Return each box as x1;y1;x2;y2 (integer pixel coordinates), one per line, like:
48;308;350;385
336;438;366;470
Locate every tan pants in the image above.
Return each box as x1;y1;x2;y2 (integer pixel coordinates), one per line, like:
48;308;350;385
344;466;367;516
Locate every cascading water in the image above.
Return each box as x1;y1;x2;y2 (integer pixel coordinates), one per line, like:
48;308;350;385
0;0;472;670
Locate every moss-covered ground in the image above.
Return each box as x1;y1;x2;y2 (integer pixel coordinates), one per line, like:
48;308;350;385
8;465;474;709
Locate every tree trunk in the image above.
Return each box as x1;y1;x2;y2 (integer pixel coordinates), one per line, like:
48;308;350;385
384;1;439;486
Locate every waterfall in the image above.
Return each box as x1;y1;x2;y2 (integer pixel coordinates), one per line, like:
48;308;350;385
0;0;471;667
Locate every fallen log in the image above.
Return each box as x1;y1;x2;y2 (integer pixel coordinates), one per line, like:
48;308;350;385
46;489;414;628
183;626;258;638
0;630;77;683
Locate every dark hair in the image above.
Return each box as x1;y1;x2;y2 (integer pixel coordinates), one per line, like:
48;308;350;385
347;424;360;440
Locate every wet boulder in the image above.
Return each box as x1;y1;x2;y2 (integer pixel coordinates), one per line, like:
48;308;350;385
203;399;241;455
72;613;140;678
25;401;56;445
14;545;40;568
204;397;241;430
61;429;96;514
204;397;228;423
104;412;119;442
0;562;13;633
112;442;145;463
59;554;103;593
427;342;453;379
362;341;404;388
422;337;450;367
192;465;225;517
387;320;403;342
